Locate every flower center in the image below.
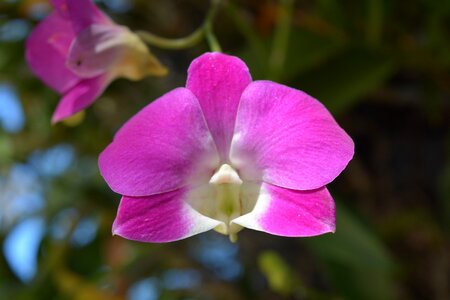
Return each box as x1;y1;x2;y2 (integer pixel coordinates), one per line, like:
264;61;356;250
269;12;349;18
209;164;243;231
187;164;259;240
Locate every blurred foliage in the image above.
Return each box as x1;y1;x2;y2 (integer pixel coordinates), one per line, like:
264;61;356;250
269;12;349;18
305;204;395;300
259;251;300;297
0;0;449;299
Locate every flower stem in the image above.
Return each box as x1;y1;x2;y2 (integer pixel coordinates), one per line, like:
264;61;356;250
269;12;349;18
136;0;222;51
136;28;204;50
204;0;222;52
204;22;222;52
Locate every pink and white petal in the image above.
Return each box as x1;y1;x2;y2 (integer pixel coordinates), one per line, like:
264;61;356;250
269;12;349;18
98;88;220;197
66;24;127;78
65;0;113;33
186;52;252;160
232;183;336;237
52;74;111;123
230;80;354;191
25;12;79;94
112;188;222;243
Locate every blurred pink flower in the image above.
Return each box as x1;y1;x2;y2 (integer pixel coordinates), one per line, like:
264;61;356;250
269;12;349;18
26;0;167;123
99;52;354;242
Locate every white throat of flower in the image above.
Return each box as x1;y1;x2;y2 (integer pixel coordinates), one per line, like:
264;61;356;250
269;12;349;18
187;163;259;242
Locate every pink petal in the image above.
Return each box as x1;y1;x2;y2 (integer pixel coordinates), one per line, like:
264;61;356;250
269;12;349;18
25;12;79;94
232;183;336;237
65;0;113;33
186;52;252;160
52;74;110;123
98;88;220;197
47;32;74;56
230;80;354;191
51;0;70;18
113;188;222;243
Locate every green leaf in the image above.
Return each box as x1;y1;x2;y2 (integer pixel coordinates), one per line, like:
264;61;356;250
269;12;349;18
438;136;450;232
238;28;345;81
295;48;395;114
0;135;13;166
282;29;346;80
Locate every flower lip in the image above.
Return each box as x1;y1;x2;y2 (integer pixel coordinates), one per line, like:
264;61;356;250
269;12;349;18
209;164;242;185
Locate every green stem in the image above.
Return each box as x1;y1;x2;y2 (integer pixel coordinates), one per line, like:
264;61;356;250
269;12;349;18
136;28;204;50
204;22;222;52
204;0;222;52
137;0;222;52
268;0;294;81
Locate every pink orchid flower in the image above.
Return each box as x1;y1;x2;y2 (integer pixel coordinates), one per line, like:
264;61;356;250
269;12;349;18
26;0;167;123
99;52;354;243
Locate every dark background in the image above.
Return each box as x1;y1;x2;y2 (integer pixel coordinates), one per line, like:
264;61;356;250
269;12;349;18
0;0;449;299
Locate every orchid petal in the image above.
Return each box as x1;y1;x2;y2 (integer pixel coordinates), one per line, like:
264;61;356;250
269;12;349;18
64;0;113;33
51;0;70;18
230;80;354;190
26;12;79;94
98;88;220;197
232;183;335;237
186;52;252;160
66;25;167;80
113;188;222;243
52;74;110;123
66;24;128;78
